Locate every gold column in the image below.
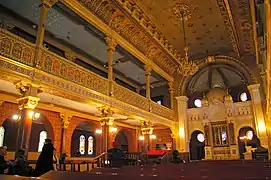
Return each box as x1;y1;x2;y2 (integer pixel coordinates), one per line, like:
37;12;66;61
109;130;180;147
144;66;152;100
15;82;40;156
264;0;271;151
34;0;58;67
168;81;174;109
60;112;72;155
175;96;189;152
248;84;268;147
105;37;117;96
98;107;115;153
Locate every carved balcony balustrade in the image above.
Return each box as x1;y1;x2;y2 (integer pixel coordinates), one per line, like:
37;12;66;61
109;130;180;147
0;28;174;122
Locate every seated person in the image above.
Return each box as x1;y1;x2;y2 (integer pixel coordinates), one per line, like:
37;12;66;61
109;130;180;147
171;150;185;164
14;149;32;176
107;142;124;168
0;146;8;174
0;146;14;174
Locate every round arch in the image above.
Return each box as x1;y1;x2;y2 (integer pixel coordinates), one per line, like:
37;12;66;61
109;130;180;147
1;112;54;152
114;130;129;152
189;130;205;160
177;56;257;96
70;121;98;157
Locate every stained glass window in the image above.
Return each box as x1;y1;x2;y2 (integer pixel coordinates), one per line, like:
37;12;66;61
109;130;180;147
88;136;94;155
38;131;47;152
0;126;5;147
79;135;85;155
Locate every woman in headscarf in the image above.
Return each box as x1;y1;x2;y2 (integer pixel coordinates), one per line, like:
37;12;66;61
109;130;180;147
33;139;54;177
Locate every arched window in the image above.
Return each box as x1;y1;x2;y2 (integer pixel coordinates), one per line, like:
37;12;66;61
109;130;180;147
79;135;85;155
38;131;47;152
88;136;94;155
0;126;5;147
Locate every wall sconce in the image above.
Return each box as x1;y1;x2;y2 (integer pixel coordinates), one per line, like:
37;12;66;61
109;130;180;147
138;136;144;141
12;114;20;121
110;127;117;133
95;129;102;134
150;134;156;139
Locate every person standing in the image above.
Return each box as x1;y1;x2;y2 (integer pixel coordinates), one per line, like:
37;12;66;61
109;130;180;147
33;139;54;177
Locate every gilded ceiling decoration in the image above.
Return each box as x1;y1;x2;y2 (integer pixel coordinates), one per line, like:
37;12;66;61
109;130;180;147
76;0;255;76
76;0;178;76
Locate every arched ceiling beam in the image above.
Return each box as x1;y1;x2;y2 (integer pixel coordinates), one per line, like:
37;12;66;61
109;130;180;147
208;66;213;89
216;67;230;89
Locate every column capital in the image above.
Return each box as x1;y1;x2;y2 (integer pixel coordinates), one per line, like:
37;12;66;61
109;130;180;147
140;121;153;135
40;0;58;8
98;106;115;118
17;96;40;110
175;96;188;102
60;112;72;129
247;84;260;91
144;65;152;76
105;37;117;51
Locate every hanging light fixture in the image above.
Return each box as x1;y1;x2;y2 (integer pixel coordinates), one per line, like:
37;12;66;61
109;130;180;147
173;3;198;76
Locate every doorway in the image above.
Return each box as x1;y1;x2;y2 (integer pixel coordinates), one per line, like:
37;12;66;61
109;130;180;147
190;130;205;160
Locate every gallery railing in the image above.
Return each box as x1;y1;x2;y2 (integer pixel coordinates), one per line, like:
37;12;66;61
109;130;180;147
0;28;174;120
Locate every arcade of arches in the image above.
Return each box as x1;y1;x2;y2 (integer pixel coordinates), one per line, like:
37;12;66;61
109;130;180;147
0;0;271;161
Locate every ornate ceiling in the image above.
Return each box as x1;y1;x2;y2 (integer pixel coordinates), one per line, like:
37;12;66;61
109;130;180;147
133;0;235;59
118;0;255;62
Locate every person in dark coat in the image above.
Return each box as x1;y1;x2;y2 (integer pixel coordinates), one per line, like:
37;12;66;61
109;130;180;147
14;149;32;176
33;139;54;177
0;146;8;174
107;141;124;168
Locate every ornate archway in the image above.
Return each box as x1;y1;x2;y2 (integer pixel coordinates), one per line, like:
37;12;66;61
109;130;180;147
177;56;257;96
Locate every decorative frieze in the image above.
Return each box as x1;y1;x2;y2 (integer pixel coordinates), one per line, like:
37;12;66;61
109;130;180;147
187;101;253;121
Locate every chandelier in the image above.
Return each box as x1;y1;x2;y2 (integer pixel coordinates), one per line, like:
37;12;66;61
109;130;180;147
173;3;198;76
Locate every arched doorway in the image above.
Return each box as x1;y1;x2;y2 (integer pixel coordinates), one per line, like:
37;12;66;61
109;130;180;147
238;126;260;159
189;130;205;160
71;122;96;157
114;130;128;152
1;113;54;152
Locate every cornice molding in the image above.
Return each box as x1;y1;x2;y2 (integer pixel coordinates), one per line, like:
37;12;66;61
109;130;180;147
217;0;240;56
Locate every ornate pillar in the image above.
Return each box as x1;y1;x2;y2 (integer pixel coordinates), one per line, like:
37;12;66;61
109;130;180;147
35;0;58;67
141;121;153;152
168;81;174;109
175;96;189;152
105;37;117;97
60;112;72;155
98;107;115;153
248;84;268;147
144;66;152;100
15;82;40;156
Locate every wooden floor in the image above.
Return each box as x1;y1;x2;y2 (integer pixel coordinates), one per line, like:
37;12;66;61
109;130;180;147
1;160;271;179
